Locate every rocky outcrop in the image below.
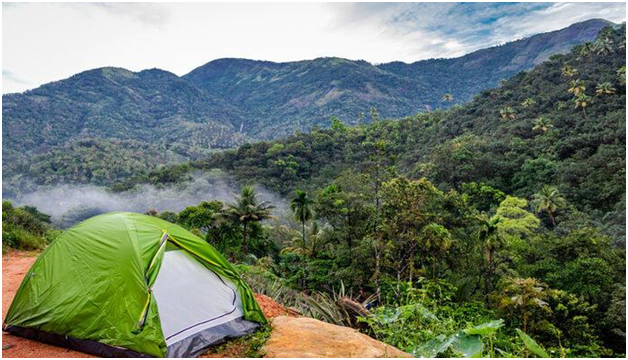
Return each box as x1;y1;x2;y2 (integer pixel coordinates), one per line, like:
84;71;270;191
262;316;411;358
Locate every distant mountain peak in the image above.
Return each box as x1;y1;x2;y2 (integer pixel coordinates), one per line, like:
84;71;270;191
184;19;614;139
3;19;619;189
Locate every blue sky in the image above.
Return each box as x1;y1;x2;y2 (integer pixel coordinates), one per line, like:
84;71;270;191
3;2;626;93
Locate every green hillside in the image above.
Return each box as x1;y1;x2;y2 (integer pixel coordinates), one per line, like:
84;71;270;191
185;19;612;139
184;57;425;139
379;18;612;107
2;20;610;194
2;138;191;198
143;24;625;242
2;67;247;169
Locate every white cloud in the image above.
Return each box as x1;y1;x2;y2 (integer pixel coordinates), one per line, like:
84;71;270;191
2;2;625;94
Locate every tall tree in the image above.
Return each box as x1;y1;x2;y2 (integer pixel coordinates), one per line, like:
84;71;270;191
532;185;566;227
290;189;314;248
362;138;394;299
381;177;442;293
223;186;274;254
422;223;452;279
567;79;586;96
596;82;616;96
573;93;592;120
500;277;549;333
595;36;615;55
479;215;504;306
532;117;553;133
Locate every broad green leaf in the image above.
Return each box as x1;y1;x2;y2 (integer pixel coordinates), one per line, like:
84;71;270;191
412;334;455;358
516;329;550;358
452;331;484;358
413;329;485;358
465;319;505;336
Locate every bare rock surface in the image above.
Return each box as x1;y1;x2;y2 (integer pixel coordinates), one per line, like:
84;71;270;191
262;316;411;358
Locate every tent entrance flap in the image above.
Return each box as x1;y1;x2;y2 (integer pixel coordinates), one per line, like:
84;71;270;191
152;250;245;346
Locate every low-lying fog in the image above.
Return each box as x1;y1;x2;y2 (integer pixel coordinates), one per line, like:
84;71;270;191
9;171;290;228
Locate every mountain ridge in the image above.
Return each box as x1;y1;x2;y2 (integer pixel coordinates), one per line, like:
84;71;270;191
2;19;615;193
184;18;614;137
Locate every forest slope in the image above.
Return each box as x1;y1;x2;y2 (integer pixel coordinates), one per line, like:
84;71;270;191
2;19;611;195
181;24;626;241
185;19;611;138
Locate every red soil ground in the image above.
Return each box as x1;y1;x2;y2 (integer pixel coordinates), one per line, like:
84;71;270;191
254;294;298;319
2;251;93;358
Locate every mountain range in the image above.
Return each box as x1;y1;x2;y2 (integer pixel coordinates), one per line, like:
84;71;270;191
1;18;614;192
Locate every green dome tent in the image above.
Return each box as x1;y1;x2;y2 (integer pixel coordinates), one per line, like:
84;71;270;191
3;212;266;357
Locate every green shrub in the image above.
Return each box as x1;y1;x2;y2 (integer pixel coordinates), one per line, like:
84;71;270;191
2;200;54;251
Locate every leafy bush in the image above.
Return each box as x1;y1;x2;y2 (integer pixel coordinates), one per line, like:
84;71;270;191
2;200;55;252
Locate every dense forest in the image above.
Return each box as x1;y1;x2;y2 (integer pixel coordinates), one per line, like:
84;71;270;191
2;19;609;197
2;23;625;358
124;24;625;244
2;67;248;196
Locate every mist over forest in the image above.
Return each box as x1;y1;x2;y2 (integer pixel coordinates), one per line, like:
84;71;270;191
8;171;290;228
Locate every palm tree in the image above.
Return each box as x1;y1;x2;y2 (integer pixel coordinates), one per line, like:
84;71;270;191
573;93;592;120
223;186;274;254
618;66;626;86
567;79;586;96
500;278;548;333
578;42;594;59
422;223;452;279
306;222;329;258
499;107;516;120
479;215;504;306
532;117;553;133
596;82;616;96
594;37;614;56
561;65;577;78
369;107;379;122
521;98;536;108
290;189;314;247
282;222;331;258
531;185;566;227
442;93;453;101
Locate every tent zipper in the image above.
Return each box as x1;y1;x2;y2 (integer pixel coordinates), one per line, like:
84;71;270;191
134;231;169;332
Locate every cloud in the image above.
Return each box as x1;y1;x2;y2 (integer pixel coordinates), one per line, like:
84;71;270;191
10;171;290;228
494;2;627;40
82;3;170;27
330;2;626;61
3;70;34;93
3;70;29;84
2;2;625;93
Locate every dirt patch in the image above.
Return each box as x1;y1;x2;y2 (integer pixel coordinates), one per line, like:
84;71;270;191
2;251;93;358
254;294;299;319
